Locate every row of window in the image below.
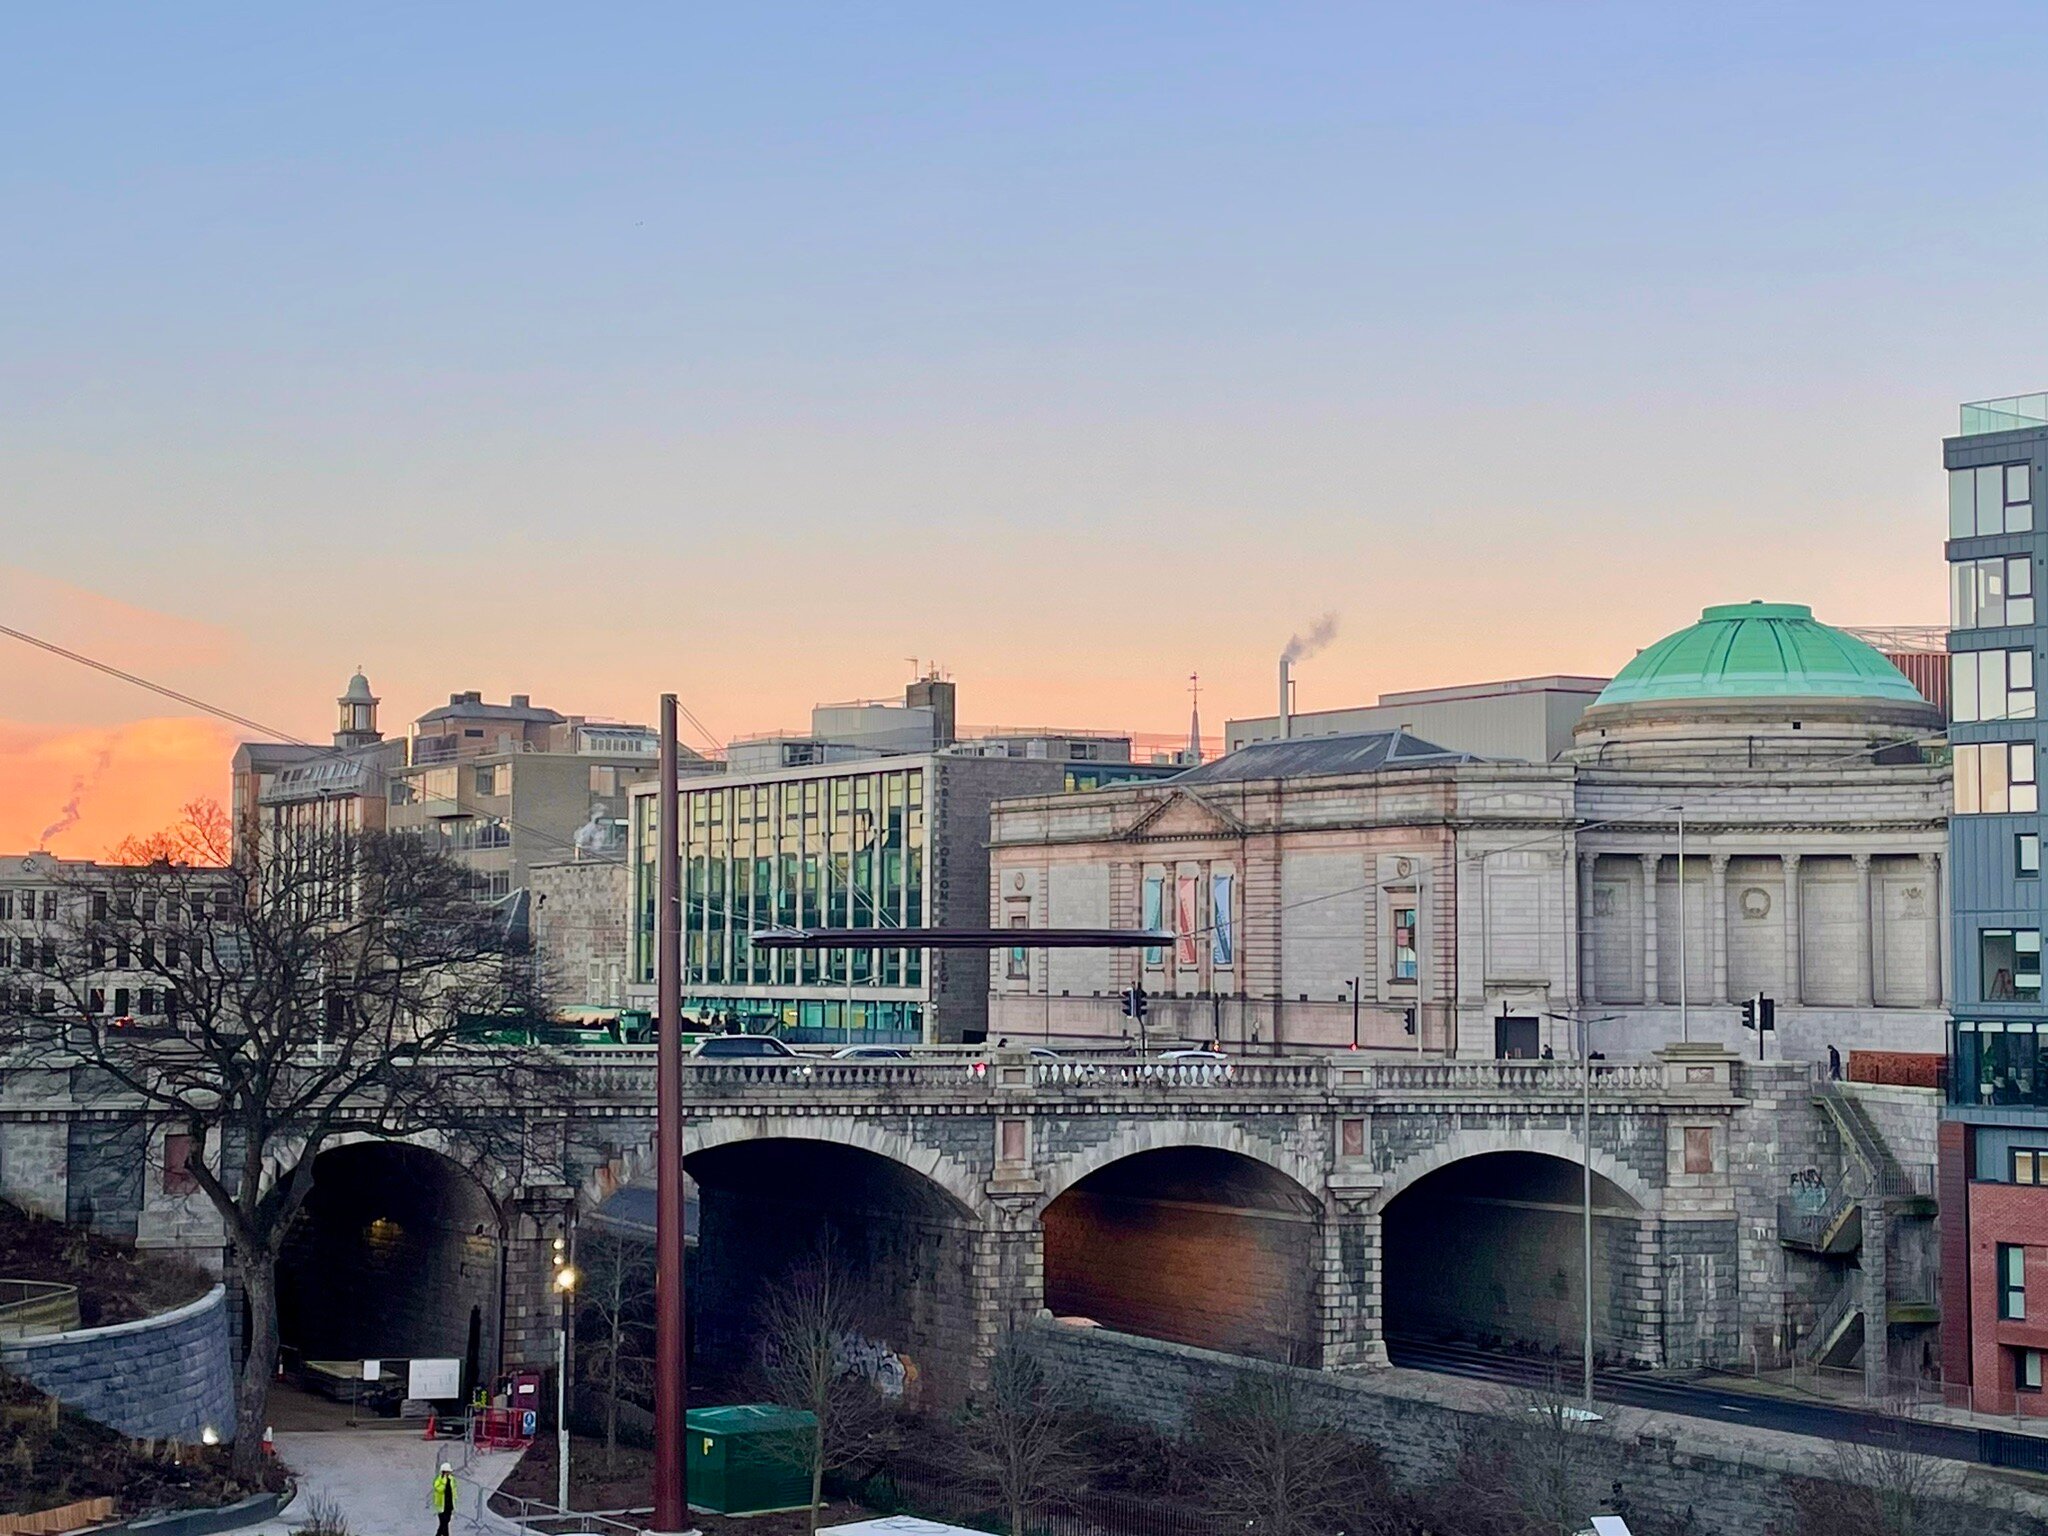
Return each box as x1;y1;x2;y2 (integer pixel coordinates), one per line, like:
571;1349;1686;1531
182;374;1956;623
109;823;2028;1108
1955;742;2039;814
0;892;58;921
1952;462;2034;538
1;935;205;971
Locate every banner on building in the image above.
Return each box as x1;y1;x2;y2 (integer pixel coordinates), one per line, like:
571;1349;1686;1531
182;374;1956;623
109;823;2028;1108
1211;873;1234;968
1142;874;1165;967
1175;875;1199;968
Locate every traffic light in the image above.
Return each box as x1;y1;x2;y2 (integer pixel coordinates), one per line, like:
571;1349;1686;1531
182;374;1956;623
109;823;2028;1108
1740;995;1778;1032
1402;1005;1417;1036
1121;986;1150;1022
1740;995;1758;1031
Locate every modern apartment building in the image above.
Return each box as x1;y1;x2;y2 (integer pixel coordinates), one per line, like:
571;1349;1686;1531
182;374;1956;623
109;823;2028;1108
627;752;1068;1044
1941;393;2048;1416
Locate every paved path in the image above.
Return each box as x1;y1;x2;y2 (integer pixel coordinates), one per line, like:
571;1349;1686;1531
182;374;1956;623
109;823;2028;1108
241;1430;529;1536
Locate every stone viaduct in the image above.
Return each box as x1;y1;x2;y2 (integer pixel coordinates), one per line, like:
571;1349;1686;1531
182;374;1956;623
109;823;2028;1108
0;1041;1871;1405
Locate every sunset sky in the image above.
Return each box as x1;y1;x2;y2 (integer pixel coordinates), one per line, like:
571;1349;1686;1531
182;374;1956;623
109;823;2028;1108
6;4;2048;856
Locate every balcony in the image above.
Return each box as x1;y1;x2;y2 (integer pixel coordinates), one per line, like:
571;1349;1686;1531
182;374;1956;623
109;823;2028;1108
1960;393;2048;437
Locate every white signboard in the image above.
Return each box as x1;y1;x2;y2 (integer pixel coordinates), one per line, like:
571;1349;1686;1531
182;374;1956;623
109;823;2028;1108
408;1357;462;1401
362;1359;381;1382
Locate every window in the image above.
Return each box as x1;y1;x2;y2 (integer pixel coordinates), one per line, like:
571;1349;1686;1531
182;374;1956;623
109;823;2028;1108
1982;929;2042;1001
1952;556;2036;630
473;763;510;796
162;1134;197;1196
1952;649;2036;723
139;987;160;1016
2013;1148;2048;1184
2021;1350;2045;1393
1952;462;2034;537
0;939;9;967
1955;742;2039;814
0;893;12;919
2023;834;2042;878
1393;905;1419;980
113;987;129;1017
1007;915;1030;980
2003;1245;2029;1320
39;893;53;921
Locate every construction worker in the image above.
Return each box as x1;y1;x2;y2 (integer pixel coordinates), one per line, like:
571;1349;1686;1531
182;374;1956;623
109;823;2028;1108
432;1461;458;1536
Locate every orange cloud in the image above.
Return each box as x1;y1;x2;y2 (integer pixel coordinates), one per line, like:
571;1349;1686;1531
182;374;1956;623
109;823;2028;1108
0;716;238;859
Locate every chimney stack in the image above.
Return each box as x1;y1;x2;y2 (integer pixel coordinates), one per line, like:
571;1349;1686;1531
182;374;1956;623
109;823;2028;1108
1278;655;1292;741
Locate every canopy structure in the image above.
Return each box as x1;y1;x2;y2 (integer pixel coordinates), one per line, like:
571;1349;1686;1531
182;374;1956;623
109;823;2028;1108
747;927;1173;950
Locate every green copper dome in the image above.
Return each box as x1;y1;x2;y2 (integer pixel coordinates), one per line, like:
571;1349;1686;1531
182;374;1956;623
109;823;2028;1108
1596;602;1927;708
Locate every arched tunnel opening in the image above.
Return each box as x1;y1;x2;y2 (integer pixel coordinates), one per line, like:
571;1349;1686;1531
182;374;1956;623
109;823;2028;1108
1382;1151;1650;1365
277;1142;503;1398
686;1139;978;1407
1042;1147;1321;1366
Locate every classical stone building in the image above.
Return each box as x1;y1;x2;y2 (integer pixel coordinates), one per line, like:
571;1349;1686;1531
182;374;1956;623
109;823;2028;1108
989;602;1951;1064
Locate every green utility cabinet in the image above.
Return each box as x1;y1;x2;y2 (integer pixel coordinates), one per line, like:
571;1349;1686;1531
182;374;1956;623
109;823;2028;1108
686;1404;819;1514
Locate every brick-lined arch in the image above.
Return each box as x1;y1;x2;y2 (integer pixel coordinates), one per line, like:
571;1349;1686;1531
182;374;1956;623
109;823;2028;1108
583;1114;986;1219
1369;1125;1657;1214
1035;1117;1322;1214
267;1127;516;1213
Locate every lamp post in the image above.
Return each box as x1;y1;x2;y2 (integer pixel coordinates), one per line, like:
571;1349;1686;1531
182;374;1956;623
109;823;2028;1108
653;694;689;1533
552;1239;579;1511
1545;1008;1617;1411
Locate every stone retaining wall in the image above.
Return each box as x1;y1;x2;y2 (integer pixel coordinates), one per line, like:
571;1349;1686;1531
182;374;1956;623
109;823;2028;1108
1025;1320;2048;1534
0;1284;234;1443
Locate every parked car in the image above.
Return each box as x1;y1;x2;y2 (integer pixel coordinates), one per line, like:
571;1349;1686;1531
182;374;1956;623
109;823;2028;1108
831;1044;909;1060
692;1035;801;1059
1146;1048;1233;1083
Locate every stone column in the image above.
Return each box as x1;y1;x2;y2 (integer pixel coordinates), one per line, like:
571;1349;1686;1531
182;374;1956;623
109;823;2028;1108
1709;853;1731;1004
1924;852;1945;1008
1852;852;1875;1008
1578;852;1600;1005
1640;853;1660;1005
975;1192;1046;1387
1321;1179;1387;1368
1933;851;1951;1007
1782;854;1802;1005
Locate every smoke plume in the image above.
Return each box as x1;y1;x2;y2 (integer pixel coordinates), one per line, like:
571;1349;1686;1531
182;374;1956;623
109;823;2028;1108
38;746;115;850
1281;612;1339;665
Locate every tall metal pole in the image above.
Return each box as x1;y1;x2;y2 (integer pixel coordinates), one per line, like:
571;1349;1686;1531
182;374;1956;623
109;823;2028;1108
1582;1009;1594;1411
653;694;688;1532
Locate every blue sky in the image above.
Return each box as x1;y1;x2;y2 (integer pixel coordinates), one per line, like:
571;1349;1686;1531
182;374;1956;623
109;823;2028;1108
4;3;2047;844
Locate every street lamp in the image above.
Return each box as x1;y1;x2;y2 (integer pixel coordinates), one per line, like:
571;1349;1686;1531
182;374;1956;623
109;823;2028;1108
1545;1009;1618;1412
553;1237;578;1512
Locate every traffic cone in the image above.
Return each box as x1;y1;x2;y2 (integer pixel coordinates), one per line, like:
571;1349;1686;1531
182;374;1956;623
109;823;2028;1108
262;1426;276;1458
423;1410;438;1441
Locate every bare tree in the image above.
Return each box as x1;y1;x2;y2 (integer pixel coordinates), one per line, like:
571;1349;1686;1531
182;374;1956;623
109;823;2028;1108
1793;1412;1972;1536
753;1238;900;1533
2;802;559;1478
955;1326;1096;1536
574;1228;654;1470
1189;1359;1390;1536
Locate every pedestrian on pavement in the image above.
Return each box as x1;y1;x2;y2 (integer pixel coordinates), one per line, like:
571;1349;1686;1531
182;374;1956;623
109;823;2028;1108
1828;1044;1842;1081
432;1461;458;1536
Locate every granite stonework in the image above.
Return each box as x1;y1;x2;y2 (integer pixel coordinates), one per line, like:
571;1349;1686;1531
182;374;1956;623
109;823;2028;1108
0;1284;235;1443
1;1044;1935;1402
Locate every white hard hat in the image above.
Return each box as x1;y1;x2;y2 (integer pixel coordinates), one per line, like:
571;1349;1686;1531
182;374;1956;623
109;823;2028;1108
439;1462;453;1474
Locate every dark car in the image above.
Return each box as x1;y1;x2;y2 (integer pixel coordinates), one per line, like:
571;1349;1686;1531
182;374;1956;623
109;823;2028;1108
692;1035;800;1059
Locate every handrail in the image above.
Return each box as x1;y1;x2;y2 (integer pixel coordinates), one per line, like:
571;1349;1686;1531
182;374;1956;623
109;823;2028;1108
0;1279;80;1339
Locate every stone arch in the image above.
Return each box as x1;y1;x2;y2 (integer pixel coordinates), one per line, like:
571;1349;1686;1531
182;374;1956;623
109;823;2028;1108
1036;1117;1323;1214
1370;1124;1657;1215
267;1126;517;1213
583;1114;986;1221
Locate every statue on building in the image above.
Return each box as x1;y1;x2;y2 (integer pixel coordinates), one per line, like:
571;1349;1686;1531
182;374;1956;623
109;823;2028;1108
573;803;623;859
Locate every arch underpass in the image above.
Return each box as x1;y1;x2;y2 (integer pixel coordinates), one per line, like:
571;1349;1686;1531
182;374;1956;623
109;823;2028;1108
1381;1150;1653;1365
684;1137;980;1404
1041;1146;1322;1365
276;1141;503;1396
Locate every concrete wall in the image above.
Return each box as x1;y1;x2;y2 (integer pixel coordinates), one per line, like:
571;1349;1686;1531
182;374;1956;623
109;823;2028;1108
1;1284;235;1443
532;858;633;1009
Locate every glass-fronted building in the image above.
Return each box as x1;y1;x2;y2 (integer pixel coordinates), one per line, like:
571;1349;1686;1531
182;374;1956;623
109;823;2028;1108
629;752;1073;1043
1942;393;2048;1416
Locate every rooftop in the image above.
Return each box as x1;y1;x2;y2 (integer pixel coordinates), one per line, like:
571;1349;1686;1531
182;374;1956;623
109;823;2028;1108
1174;729;1477;785
1595;602;1929;709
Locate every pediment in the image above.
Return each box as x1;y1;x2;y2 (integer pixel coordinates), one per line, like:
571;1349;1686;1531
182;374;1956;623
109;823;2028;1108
1121;788;1247;841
